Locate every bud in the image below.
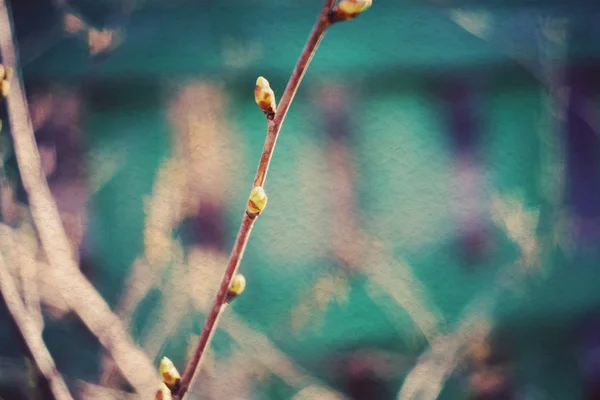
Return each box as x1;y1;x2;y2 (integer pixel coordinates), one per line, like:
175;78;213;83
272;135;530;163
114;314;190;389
254;76;276;117
247;186;268;217
155;383;173;400
159;357;181;391
228;274;246;298
333;0;372;21
0;64;4;81
1;80;9;97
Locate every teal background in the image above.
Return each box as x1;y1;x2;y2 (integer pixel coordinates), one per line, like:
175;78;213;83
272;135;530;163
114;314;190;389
2;0;600;399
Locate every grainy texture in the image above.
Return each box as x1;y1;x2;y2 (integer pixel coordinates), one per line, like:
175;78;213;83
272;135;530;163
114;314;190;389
177;1;336;397
0;1;160;397
0;251;73;400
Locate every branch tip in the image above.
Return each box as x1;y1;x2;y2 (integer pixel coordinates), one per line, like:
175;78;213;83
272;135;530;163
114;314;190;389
331;0;372;22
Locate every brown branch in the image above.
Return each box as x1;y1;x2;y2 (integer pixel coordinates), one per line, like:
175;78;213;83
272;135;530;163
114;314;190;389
115;247;345;398
177;218;252;398
176;1;338;398
0;2;160;398
0;251;74;400
253;0;335;187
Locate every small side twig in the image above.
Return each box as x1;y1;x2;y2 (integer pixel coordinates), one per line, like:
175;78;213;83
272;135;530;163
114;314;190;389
0;251;73;400
175;1;349;398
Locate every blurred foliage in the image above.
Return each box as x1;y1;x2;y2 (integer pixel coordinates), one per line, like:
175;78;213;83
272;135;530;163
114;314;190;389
1;0;600;399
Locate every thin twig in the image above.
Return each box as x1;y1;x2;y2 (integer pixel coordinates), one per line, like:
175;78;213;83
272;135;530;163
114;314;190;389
176;1;337;397
0;251;74;400
177;218;252;398
0;2;160;397
253;0;335;188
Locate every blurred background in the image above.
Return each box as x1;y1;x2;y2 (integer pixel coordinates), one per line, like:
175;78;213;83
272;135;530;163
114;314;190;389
1;0;600;398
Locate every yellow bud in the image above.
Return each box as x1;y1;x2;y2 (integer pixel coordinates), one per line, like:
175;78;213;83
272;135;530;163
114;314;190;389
159;357;181;391
0;64;4;81
155;383;173;400
335;0;372;20
254;76;276;116
247;186;268;217
1;80;9;97
229;274;246;297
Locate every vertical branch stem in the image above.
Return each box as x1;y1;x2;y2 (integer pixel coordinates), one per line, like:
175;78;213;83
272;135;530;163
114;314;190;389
177;2;336;398
178;217;252;397
253;1;334;187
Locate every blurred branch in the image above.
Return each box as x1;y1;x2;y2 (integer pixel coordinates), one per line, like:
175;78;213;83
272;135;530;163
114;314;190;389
0;2;160;397
299;84;442;343
220;314;326;390
176;1;339;398
398;194;542;399
363;247;442;343
397;305;491;400
0;222;43;330
0;251;73;400
75;381;138;400
119;247;346;397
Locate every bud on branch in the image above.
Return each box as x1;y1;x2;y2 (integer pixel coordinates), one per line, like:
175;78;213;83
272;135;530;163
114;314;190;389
332;0;372;21
254;76;277;119
227;274;247;302
247;186;268;218
159;357;181;393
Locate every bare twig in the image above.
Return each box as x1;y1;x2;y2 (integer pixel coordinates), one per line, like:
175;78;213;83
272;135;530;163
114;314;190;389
177;218;252;398
176;1;338;397
0;2;160;397
252;0;336;188
0;251;73;400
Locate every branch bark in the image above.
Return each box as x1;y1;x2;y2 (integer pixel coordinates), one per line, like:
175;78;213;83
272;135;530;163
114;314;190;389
176;1;337;397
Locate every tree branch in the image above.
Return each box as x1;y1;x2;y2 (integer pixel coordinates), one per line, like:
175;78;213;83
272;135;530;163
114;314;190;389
176;2;338;398
0;251;73;400
0;1;160;397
